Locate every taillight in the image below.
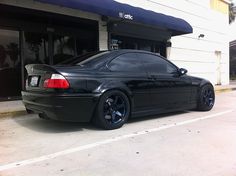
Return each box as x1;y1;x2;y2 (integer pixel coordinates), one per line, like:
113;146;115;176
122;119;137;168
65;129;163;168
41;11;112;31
44;74;70;89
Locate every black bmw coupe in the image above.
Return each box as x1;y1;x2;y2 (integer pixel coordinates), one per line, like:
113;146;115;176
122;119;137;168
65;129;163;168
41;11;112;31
22;50;215;130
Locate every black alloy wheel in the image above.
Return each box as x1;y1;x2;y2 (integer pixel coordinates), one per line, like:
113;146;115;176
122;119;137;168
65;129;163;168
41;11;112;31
203;88;214;107
197;84;215;111
94;90;130;130
104;95;127;124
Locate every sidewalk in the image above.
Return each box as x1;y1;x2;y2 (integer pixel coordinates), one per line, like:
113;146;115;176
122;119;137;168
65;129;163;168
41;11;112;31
214;80;236;93
1;82;236;118
0;100;26;118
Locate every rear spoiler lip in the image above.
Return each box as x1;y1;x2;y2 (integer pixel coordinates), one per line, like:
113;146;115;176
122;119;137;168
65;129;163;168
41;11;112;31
25;64;59;75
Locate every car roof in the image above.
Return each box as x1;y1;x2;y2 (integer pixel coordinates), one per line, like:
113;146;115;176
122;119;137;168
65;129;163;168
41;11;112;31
109;49;160;55
62;49;166;69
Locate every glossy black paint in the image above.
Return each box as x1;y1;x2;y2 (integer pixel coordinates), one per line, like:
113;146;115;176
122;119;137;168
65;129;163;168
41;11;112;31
22;50;213;122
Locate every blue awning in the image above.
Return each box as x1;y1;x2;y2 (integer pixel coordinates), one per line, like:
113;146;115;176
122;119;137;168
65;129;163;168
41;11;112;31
36;0;193;36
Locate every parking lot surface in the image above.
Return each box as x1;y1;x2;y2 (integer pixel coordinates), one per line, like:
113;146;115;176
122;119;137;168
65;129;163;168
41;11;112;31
0;91;236;176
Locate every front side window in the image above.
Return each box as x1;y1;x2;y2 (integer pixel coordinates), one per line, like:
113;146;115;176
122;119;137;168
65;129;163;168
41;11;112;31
138;53;177;74
108;53;143;72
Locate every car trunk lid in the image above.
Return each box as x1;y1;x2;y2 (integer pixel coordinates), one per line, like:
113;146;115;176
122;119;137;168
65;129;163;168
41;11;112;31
25;64;69;91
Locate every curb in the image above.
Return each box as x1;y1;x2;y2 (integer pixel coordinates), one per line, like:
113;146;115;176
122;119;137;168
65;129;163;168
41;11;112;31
215;87;236;93
0;110;27;119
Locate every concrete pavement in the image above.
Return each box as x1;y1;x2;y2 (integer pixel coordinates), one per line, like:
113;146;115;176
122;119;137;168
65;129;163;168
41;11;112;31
0;100;26;118
0;91;236;176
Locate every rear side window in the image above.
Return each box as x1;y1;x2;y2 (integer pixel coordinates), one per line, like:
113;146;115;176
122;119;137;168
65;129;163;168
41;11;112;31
108;53;143;72
138;53;177;74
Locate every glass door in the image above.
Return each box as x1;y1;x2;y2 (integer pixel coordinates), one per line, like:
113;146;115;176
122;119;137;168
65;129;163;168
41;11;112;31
0;29;21;100
24;32;49;65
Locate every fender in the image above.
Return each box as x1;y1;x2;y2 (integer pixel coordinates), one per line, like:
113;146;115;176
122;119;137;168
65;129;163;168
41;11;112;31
93;80;134;108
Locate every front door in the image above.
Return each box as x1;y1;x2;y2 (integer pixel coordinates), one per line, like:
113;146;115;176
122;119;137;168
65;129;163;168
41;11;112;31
107;52;152;112
138;53;192;110
149;74;192;109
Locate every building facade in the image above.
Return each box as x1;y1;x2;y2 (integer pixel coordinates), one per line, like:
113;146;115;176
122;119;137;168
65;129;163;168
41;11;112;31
0;0;230;101
229;6;236;79
230;40;236;78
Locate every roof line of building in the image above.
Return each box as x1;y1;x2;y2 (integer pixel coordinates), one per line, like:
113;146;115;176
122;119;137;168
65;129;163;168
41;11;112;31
222;0;232;4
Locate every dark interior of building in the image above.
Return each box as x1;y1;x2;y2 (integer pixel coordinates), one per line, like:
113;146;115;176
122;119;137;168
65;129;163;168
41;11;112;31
0;4;99;100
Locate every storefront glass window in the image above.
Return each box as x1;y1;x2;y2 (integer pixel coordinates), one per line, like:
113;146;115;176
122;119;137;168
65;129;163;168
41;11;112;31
53;35;75;64
76;37;97;56
139;43;151;52
0;29;21;100
111;35;165;56
24;32;49;65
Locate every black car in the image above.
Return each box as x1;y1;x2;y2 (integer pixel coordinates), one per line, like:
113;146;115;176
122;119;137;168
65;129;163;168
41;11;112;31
22;50;215;130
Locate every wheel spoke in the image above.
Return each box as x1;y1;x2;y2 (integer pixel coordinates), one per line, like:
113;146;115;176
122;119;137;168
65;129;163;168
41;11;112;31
115;111;122;117
117;102;125;110
104;107;111;119
203;89;214;107
114;96;119;104
103;94;127;124
111;111;117;122
106;98;113;106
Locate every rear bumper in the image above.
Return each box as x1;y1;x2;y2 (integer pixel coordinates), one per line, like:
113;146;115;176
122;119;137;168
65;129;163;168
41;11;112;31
21;91;101;122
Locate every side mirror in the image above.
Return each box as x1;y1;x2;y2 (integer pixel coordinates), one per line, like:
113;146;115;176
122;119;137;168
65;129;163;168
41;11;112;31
178;68;188;76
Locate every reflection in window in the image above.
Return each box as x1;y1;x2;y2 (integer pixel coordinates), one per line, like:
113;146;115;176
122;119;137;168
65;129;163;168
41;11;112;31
139;43;151;52
0;29;21;99
139;54;177;74
24;32;49;65
111;35;167;57
76;38;97;56
53;35;75;64
109;53;143;72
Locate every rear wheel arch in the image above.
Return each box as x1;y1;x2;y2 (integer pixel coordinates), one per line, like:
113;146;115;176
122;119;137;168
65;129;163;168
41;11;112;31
99;88;133;112
93;89;131;130
96;81;133;111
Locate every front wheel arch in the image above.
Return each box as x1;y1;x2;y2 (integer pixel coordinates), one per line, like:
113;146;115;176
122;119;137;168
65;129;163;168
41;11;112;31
197;83;215;111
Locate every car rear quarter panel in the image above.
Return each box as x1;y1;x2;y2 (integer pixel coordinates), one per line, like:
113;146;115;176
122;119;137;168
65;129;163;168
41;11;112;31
83;71;152;113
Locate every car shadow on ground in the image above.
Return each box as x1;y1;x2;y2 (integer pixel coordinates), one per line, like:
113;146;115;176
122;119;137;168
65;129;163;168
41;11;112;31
127;110;191;124
13;114;101;133
13;111;191;133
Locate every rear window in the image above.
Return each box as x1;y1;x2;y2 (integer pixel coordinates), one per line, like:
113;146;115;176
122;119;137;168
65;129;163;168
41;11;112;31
77;51;110;66
56;51;110;66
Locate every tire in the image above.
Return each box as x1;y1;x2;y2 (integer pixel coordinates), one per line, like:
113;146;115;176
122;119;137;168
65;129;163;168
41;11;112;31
197;84;215;111
93;90;130;130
